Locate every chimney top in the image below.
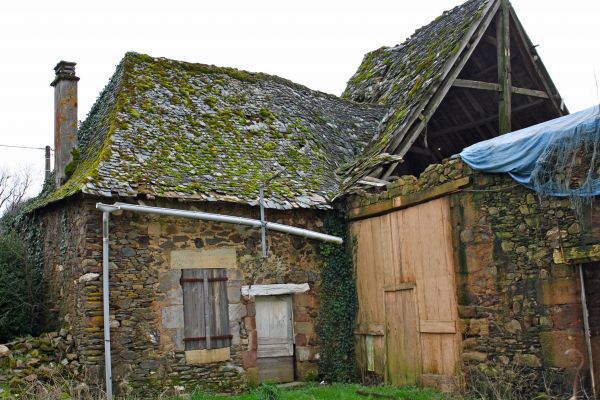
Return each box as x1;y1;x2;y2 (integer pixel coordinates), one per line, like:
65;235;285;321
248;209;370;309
50;61;79;87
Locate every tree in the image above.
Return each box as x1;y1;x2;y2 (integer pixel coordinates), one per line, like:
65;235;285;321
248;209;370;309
0;166;43;341
0;167;31;219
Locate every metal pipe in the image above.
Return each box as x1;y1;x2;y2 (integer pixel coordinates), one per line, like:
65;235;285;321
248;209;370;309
579;264;596;398
102;211;113;400
95;200;342;399
105;202;343;244
259;186;267;258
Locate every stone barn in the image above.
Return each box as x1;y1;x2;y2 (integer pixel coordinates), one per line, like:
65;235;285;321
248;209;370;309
17;0;582;396
30;53;384;394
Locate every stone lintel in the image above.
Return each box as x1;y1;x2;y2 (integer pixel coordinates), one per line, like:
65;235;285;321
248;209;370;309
170;248;237;269
241;283;310;297
185;347;230;365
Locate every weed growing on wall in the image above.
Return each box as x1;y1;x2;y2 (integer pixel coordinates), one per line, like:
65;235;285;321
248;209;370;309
317;211;358;382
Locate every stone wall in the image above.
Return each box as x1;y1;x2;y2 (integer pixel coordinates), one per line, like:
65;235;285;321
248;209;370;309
39;196;98;371
454;172;592;395
350;158;599;395
38;197;325;395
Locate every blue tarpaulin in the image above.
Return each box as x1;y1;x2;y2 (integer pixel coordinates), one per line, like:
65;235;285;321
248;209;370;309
459;105;600;197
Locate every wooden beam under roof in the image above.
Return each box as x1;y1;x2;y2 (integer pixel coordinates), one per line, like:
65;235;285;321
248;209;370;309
377;0;502;180
428;99;545;138
452;79;549;99
508;5;568;116
497;0;512;134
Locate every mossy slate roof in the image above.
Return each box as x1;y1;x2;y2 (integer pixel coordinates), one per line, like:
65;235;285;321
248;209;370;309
47;53;386;210
341;0;490;177
39;0;491;210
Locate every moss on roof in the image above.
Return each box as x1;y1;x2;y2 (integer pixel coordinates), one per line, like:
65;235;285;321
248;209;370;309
341;0;491;184
34;52;385;210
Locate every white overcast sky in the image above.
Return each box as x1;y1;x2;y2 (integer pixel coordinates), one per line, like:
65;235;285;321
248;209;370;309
0;0;599;195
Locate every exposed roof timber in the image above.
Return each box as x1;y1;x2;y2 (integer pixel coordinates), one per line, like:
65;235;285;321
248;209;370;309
497;0;512;134
453;91;490;142
358;176;390;187
407;144;439;160
483;35;497;47
377;0;501;179
508;5;568;115
453;79;549;98
429;99;545;138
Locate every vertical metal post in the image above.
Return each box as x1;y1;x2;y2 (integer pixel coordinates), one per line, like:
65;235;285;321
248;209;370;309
259;185;267;258
579;263;596;398
44;146;51;180
102;211;113;400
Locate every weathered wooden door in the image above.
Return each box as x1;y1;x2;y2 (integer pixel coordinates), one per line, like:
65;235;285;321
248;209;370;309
353;197;461;389
385;285;421;385
256;295;294;382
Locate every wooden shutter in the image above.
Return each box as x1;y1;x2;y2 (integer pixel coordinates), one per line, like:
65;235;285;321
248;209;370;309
182;268;231;350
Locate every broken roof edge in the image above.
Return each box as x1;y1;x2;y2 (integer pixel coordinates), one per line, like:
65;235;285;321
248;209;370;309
340;0;498;185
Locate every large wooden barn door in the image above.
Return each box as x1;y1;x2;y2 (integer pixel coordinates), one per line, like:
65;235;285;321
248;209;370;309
352;196;461;390
256;295;294;383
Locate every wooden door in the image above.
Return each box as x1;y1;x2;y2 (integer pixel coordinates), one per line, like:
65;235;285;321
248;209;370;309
354;196;461;389
255;295;294;382
385;285;421;386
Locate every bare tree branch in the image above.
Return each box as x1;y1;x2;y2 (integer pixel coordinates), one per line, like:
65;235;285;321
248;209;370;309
0;167;32;218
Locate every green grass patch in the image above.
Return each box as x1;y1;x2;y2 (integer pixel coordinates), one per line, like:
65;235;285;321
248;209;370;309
178;383;457;400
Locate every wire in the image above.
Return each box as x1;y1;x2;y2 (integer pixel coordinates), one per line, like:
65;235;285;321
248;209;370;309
0;144;52;151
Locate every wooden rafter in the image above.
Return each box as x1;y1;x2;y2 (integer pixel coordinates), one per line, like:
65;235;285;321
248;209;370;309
376;0;502;180
429;99;545;138
452;79;549;99
497;0;512;134
508;5;568;116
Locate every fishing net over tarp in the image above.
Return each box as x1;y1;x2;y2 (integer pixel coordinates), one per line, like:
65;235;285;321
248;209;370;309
459;105;600;205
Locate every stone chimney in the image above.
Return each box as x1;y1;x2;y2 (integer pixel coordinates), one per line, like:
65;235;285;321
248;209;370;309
51;61;79;186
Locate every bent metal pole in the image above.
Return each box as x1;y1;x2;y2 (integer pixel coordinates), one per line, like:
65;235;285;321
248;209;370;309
95;201;343;398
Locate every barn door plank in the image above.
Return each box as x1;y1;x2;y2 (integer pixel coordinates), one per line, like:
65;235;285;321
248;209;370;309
385;288;420;386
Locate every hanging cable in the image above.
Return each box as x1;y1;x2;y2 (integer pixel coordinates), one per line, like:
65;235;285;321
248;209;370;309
0;144;52;151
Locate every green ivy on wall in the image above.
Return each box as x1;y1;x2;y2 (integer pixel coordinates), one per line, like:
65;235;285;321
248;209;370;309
317;211;358;383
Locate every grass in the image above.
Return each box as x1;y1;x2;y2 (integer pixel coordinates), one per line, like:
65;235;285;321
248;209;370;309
176;383;457;400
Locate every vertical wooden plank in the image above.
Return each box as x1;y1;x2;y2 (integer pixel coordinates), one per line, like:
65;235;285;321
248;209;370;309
183;269;206;350
212;268;230;348
202;269;212;349
368;218;386;323
389;211;404;287
497;0;512;134
385;289;420;386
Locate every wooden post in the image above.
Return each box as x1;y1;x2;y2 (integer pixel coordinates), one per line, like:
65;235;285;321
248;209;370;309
497;0;511;134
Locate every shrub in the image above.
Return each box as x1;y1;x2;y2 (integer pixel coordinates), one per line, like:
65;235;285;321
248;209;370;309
0;229;44;341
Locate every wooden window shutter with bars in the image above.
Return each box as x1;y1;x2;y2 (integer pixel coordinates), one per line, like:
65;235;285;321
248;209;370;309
181;268;231;350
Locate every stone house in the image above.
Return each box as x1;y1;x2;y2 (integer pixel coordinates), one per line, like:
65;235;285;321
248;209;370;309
23;0;584;396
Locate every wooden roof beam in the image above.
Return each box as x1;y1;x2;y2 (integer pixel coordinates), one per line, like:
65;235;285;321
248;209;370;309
378;0;502;180
497;0;512;134
453;79;549;98
508;5;567;115
429;99;545;138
